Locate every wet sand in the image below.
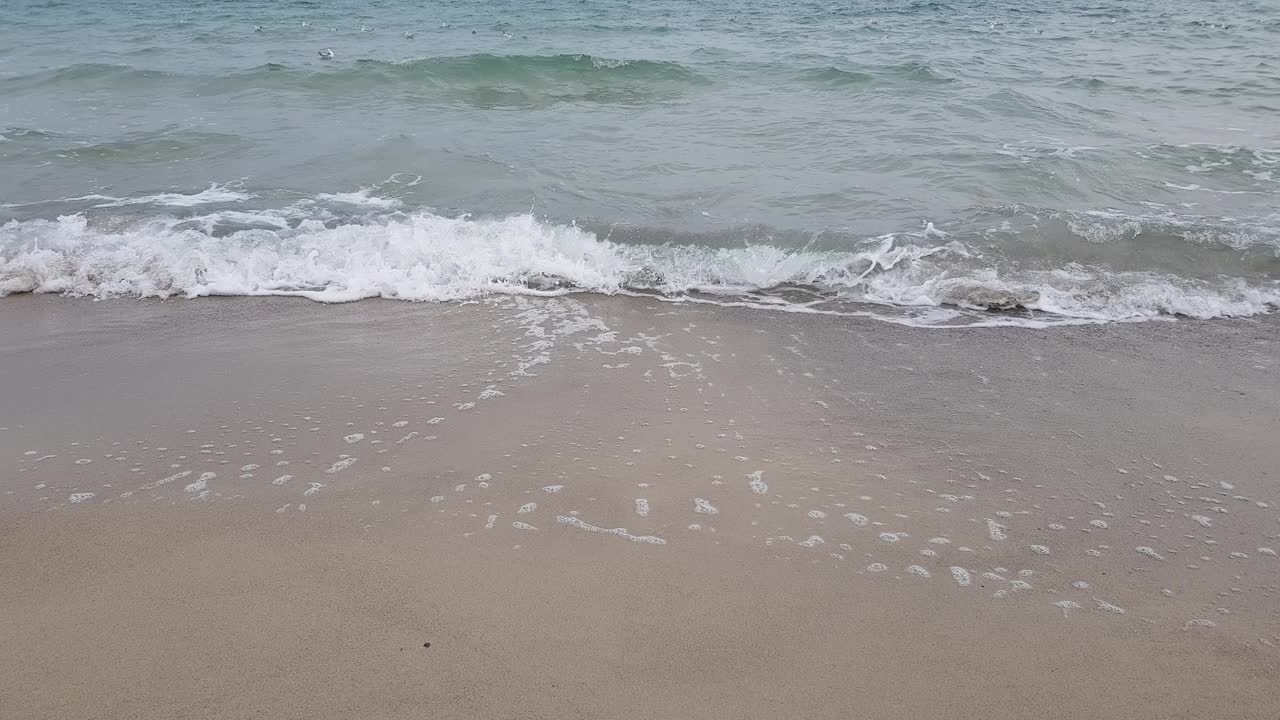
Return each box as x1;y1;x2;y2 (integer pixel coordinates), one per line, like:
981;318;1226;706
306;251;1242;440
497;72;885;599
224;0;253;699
2;295;1278;719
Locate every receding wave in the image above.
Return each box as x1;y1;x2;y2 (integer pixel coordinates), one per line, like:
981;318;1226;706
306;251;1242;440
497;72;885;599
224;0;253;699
2;204;1276;328
207;54;706;105
1;63;175;90
355;53;702;83
796;67;875;87
5;55;708;106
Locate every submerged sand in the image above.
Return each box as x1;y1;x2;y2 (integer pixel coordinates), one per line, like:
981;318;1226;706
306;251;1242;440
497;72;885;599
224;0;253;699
1;294;1278;719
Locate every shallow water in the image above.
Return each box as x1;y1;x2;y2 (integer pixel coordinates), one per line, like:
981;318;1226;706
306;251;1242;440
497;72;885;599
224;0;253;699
1;0;1278;325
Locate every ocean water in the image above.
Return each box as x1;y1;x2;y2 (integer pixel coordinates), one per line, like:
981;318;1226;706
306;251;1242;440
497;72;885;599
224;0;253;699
1;0;1278;326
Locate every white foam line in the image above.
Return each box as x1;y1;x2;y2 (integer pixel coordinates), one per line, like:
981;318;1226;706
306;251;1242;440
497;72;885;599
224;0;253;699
137;470;191;491
556;515;666;545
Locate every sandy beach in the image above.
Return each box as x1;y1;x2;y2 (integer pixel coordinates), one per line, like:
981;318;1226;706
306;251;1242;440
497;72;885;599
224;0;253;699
1;294;1277;718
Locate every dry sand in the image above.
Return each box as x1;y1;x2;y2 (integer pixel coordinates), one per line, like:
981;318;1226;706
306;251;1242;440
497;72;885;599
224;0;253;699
1;294;1278;719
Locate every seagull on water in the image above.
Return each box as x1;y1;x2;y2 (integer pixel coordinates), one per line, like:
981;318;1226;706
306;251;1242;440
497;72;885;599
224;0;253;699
501;31;513;39
302;21;311;27
253;25;263;32
441;22;451;29
318;48;335;60
361;25;371;32
404;31;415;39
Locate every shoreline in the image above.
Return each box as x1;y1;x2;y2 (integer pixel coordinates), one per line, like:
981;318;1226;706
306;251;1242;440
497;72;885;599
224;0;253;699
2;294;1278;718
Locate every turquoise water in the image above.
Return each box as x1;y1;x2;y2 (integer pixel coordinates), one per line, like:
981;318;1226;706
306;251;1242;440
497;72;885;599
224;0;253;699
1;0;1278;325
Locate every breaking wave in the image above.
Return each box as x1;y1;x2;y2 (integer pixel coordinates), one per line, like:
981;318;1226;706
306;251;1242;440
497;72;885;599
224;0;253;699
2;201;1276;327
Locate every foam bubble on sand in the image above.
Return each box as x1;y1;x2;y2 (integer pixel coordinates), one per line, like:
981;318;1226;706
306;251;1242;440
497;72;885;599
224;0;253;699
986;518;1008;541
343;433;365;444
272;474;292;485
1055;600;1081;615
325;457;357;474
694;497;719;515
1030;544;1050;556
1089;519;1109;529
240;464;260;472
747;470;768;495
1219;481;1234;491
74;458;92;465
844;512;869;527
1259;547;1277;557
634;498;650;517
1072;580;1091;590
879;532;904;543
518;502;537;514
1230;551;1248;559
304;482;324;497
68;492;95;504
512;521;537;530
427;417;445;424
1094;598;1126;614
1136;546;1166;561
866;563;888;573
949;566;971;586
808;509;827;519
485;515;498;529
908;565;931;578
556;515;666;545
430;495;444;503
799;535;825;548
184;472;215;493
929;537;951;545
1184;619;1217;630
1189;514;1213;528
542;485;564;494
